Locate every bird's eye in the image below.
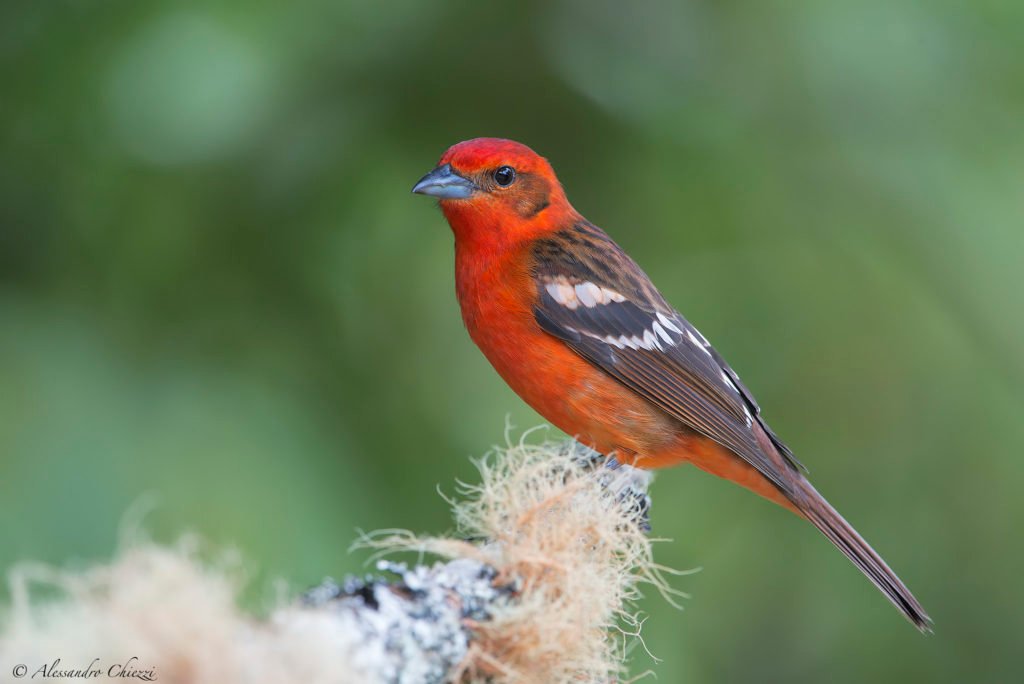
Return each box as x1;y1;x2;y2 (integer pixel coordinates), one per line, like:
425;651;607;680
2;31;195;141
493;166;516;187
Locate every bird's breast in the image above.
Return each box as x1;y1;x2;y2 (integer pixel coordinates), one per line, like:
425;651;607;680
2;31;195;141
454;245;678;457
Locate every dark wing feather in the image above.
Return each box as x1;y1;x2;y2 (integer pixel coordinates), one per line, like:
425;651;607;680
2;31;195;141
534;225;936;632
531;222;805;495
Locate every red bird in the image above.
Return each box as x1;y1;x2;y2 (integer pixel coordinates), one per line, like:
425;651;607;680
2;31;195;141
412;137;931;631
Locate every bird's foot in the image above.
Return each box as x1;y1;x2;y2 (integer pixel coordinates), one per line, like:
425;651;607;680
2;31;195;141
562;441;653;532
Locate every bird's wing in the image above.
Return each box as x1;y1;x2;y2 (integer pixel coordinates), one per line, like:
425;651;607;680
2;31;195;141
530;221;804;495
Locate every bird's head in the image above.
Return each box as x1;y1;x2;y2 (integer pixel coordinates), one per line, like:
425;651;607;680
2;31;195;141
412;138;573;249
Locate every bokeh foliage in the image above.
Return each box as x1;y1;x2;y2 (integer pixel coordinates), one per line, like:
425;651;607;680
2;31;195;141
2;1;1022;681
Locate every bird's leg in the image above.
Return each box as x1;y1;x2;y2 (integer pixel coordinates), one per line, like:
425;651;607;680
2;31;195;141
562;441;653;532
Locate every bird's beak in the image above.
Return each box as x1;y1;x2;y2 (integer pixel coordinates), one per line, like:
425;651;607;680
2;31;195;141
411;163;477;200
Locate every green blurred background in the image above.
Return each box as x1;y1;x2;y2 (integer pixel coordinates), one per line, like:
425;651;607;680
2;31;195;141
2;1;1022;681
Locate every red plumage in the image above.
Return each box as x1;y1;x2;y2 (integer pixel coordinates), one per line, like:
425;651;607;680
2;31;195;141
412;137;931;632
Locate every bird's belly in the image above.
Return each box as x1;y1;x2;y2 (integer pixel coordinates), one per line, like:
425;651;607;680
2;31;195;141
471;319;679;458
462;292;794;508
478;323;797;507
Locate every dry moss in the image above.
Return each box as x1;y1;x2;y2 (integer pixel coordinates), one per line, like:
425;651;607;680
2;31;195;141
369;440;682;683
0;439;682;683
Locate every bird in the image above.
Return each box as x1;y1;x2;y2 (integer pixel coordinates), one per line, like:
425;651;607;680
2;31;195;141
411;137;931;632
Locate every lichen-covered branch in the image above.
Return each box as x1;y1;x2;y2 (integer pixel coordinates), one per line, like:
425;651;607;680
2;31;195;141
0;440;676;683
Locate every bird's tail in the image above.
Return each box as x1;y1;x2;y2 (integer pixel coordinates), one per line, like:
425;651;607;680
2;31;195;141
792;478;932;632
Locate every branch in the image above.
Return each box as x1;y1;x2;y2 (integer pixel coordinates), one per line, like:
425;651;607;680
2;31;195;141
0;440;676;683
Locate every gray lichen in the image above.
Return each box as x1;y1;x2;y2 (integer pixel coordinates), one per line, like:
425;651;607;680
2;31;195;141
304;559;508;684
296;443;658;683
1;440;667;684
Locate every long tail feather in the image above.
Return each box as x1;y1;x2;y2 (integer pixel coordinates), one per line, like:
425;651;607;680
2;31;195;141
793;479;932;632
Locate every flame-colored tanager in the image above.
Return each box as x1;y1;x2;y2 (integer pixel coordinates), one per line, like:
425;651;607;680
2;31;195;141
412;137;930;631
